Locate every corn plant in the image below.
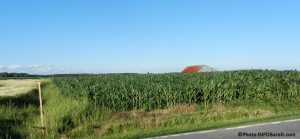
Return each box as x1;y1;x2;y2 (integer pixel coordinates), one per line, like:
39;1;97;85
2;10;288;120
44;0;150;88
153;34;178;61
53;70;300;111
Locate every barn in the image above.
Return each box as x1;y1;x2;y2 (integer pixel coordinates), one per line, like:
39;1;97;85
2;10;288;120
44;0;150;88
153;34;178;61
181;65;217;73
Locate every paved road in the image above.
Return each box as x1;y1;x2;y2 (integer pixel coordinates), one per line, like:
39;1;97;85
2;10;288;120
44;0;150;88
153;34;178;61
148;119;300;139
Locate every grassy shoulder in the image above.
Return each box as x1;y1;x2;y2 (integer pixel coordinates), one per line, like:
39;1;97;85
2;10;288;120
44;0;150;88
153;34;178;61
39;81;300;139
98;98;300;139
105;110;300;139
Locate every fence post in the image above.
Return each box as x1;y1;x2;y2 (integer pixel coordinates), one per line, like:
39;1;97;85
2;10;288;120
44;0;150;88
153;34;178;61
38;82;45;134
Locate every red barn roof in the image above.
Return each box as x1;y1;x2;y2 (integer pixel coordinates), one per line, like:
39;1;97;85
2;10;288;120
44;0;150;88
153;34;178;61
181;65;217;73
181;65;203;73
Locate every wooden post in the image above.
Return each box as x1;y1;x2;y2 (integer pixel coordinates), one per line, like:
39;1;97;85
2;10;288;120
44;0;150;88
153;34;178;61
38;82;45;134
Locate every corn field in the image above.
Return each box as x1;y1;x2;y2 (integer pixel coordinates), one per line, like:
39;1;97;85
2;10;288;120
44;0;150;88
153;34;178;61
53;70;300;111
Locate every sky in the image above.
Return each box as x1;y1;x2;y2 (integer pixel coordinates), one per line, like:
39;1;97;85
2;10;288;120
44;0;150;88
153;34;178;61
1;0;300;74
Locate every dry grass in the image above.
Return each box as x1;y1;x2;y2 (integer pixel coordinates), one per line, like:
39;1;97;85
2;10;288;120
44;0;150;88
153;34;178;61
94;104;198;136
108;104;197;122
95;103;274;136
0;79;39;96
150;104;197;116
202;103;274;121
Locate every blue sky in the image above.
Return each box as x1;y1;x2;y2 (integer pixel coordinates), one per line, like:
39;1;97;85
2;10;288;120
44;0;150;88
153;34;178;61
1;0;300;74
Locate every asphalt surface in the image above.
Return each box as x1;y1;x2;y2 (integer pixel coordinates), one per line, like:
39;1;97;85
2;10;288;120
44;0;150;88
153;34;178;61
147;119;300;139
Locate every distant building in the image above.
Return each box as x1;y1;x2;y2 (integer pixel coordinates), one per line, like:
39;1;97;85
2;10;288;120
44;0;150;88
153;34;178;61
181;65;217;73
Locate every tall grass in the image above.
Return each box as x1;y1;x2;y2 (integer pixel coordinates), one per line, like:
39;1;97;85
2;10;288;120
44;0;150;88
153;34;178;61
0;90;40;139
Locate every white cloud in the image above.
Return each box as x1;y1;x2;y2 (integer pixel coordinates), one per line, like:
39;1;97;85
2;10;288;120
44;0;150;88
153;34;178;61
7;65;22;70
0;65;78;74
25;65;40;68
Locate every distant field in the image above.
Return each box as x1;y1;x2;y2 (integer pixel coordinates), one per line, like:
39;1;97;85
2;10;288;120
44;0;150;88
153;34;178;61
0;79;39;96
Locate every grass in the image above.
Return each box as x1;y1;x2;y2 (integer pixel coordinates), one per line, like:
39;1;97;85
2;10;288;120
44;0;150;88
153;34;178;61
101;113;300;139
93;99;300;139
0;79;44;139
0;89;40;138
39;81;90;138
